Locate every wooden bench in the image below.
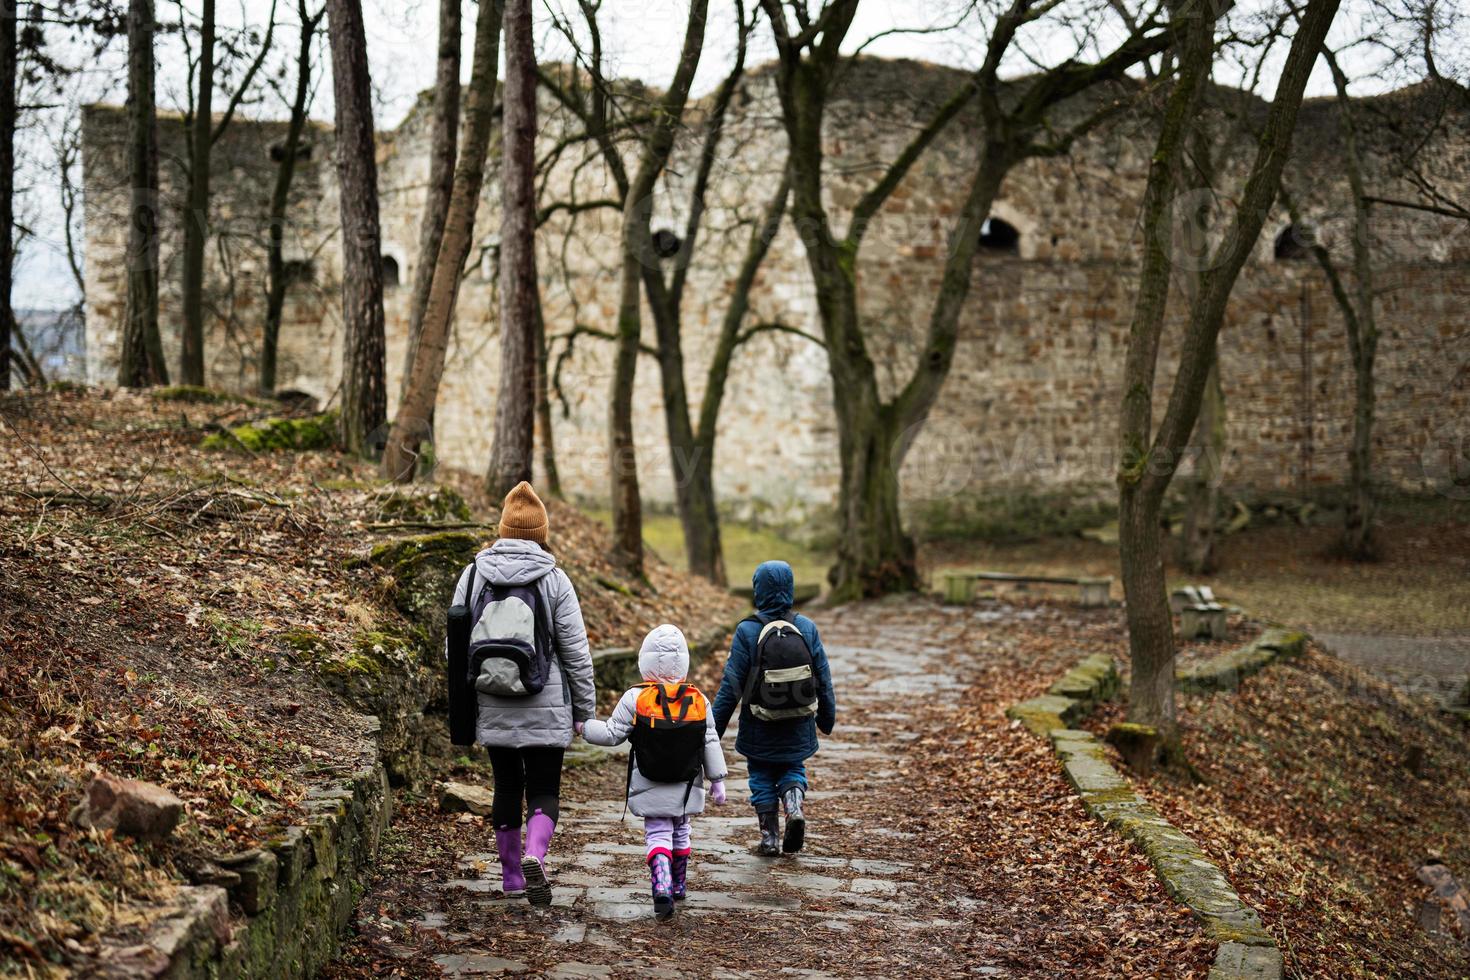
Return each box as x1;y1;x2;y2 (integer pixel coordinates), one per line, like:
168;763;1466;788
941;571;1112;608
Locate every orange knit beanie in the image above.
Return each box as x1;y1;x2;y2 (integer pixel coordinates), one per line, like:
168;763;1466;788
498;481;549;545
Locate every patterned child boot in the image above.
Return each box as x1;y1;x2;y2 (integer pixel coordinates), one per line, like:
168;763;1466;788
780;785;806;854
520;810;555;907
494;825;526;896
671;849;690;901
756;810;781;857
648;852;675;919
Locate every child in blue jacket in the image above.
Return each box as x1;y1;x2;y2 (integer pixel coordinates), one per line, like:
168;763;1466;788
711;560;837;855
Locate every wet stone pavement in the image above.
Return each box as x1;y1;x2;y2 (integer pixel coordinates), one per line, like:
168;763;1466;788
355;600;1049;978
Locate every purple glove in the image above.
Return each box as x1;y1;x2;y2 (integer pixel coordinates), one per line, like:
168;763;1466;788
709;779;727;806
574;721;585;737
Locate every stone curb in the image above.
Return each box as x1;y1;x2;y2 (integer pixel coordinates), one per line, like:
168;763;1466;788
1005;653;1119;736
1009;655;1282;980
96;749;390;977
1176;627;1310;694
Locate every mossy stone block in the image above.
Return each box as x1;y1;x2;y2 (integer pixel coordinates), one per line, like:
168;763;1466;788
201;411;339;453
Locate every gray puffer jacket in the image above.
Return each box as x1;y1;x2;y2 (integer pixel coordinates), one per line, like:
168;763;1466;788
582;624;728;817
451;538;596;749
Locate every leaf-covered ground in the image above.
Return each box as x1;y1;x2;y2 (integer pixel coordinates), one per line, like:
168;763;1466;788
0;388;739;975
1087;648;1470;979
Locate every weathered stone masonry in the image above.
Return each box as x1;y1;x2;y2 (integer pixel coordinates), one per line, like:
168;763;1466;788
80;60;1470;532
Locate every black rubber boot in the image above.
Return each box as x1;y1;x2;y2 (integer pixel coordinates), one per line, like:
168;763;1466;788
780;786;806;854
756;810;781;856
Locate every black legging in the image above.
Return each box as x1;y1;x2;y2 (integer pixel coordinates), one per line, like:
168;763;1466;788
486;746;565;828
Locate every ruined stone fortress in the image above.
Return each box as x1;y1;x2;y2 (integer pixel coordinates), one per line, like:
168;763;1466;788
80;59;1470;532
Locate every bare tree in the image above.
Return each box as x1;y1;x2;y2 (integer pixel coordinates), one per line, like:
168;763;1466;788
638;4;799;587
325;0;385;454
486;0;538;498
260;0;323;395
381;0;502;480
398;0;461;399
118;0;168;387
1117;0;1343;734
758;0;1172;600
538;0;710;577
177;0;277;387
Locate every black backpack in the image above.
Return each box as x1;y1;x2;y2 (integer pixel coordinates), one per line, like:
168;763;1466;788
742;614;818;722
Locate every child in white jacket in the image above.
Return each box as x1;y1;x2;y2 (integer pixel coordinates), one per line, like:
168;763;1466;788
581;624;728;919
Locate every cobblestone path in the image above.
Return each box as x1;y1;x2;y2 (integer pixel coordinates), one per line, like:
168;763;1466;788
337;599;1210;978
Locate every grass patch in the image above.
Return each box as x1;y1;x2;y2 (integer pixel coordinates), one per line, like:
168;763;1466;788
585;510;832;590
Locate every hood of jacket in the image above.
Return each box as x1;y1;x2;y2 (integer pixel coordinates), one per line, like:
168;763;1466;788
752;560;795;616
638;624;689;684
475;537;556;587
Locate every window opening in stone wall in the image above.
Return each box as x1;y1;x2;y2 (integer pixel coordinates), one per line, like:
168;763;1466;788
382;254;401;288
269;141;313;163
282;259;314;284
652;228;683;259
1274;223;1315;260
979;217;1020;254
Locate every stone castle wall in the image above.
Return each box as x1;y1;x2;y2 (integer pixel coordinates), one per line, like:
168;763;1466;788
81;59;1470;531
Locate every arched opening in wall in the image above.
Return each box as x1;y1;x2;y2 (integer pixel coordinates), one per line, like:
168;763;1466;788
269;141;313;163
978;217;1020;255
381;254;401;288
651;228;683;260
1274;223;1314;260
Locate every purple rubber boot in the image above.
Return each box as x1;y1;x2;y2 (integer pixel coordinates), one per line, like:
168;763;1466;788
648;852;675;919
520;809;555;907
494;826;525;896
671;849;690;901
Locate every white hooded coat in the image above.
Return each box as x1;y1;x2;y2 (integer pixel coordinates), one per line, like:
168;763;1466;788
451;538;597;749
582;624;728;817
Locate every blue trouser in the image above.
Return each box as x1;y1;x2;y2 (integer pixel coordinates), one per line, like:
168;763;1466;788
746;760;807;811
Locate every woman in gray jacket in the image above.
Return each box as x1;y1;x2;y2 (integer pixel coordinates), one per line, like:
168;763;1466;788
449;482;596;906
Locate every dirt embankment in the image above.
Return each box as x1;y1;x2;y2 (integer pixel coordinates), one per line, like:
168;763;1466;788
0;387;738;975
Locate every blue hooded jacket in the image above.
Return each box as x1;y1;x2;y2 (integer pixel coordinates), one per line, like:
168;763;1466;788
711;561;837;763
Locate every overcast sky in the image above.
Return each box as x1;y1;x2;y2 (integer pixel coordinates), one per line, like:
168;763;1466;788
10;0;1445;310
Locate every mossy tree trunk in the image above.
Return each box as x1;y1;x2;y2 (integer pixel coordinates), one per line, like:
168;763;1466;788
534;299;562;497
1117;0;1342;734
398;0;460;401
0;0;13;391
486;0;538;500
381;0;502;480
326;0;387;456
119;0;169;388
261;0;322;396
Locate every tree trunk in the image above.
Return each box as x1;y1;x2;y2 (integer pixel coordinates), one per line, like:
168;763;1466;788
118;0;168;388
399;0;461;399
179;0;216;386
1327;51;1379;562
0;0;14;390
325;0;386;455
534;297;562;496
1179;359;1224;573
381;0;501;481
486;0;538;499
1117;0;1342;733
260;0;318;396
606;0;709;578
1120;482;1177;727
607;231;646;574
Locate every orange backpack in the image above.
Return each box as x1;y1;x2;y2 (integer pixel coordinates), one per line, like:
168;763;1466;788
628;683;708;786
